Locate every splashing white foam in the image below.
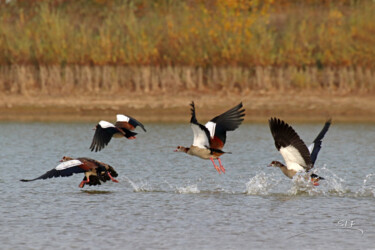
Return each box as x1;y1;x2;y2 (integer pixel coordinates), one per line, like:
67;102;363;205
245;172;280;195
317;165;348;195
288;165;348;196
288;173;318;195
176;184;200;194
356;174;375;197
123;176;153;192
162;180;200;194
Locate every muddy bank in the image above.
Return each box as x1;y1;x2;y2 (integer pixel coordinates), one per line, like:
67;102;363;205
0;91;374;123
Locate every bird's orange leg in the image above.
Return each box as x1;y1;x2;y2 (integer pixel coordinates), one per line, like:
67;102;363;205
217;158;225;173
79;177;90;188
107;172;119;183
311;178;320;186
210;158;221;174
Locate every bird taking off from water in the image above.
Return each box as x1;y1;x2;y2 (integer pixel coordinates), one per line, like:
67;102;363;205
175;102;245;173
268;117;331;186
20;156;119;188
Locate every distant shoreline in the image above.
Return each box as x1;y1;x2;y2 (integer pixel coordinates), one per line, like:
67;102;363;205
1;92;374;123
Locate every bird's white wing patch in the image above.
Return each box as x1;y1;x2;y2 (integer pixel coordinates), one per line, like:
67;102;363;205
99;120;115;128
116;114;130;122
55;160;82;170
279;146;306;172
191;123;210;148
205;121;216;138
307;143;314;154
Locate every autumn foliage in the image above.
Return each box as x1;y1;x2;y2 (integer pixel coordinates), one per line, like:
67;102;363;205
1;0;374;68
0;0;374;95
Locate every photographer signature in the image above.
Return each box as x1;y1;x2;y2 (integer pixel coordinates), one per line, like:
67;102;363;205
288;219;364;239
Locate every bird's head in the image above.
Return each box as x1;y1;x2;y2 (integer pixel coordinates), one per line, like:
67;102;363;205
310;173;324;186
174;146;188;153
268;160;284;168
60;156;74;162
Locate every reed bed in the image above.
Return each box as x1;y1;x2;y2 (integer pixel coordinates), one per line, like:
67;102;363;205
0;0;374;94
0;65;373;95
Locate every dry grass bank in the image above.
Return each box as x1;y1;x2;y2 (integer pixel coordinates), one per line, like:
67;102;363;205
0;65;374;95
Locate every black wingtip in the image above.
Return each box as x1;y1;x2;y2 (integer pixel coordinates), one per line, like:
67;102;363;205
190;101;195;113
268;117;295;137
269;117;280;124
128;115;147;132
237;102;245;118
141;126;147;132
89;145;98;152
89;143;102;152
209;102;245;135
20;178;37;182
237;102;243;109
268;117;284;132
190;101;198;124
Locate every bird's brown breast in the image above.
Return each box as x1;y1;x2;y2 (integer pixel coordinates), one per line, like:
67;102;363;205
188;146;213;159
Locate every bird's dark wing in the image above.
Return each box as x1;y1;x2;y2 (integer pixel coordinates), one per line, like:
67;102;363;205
106;165;118;177
116;114;147;132
269;117;313;171
20;160;84;182
205;102;245;147
90;122;120;152
116;127;138;139
77;157;118;182
308;119;331;164
98;164;119;182
190;101;211;148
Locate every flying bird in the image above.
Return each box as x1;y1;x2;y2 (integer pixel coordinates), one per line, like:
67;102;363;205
175;101;245;173
268;117;331;185
90;114;146;152
21;156;119;188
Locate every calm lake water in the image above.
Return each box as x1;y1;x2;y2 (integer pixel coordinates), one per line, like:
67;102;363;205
1;122;374;249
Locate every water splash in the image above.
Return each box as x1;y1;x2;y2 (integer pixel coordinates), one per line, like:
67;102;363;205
244;165;349;197
245;172;280;195
356;174;375;197
118;167;373;197
123;176;153;192
288;165;348;196
317;165;348;196
288;174;320;195
176;184;200;194
163;180;201;194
